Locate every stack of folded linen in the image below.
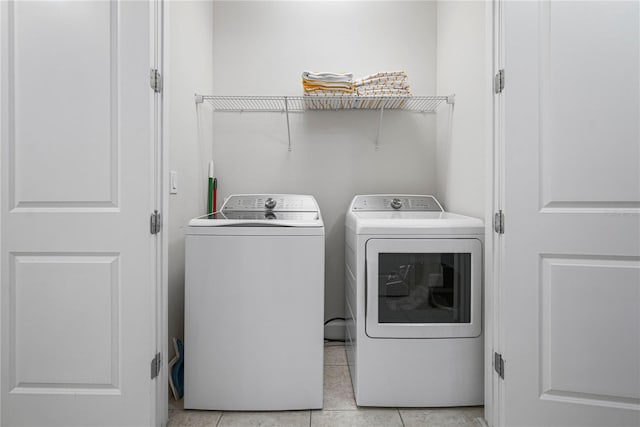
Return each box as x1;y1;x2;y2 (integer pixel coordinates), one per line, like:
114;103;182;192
302;71;356;109
301;70;414;109
354;71;412;109
354;71;411;96
302;71;355;95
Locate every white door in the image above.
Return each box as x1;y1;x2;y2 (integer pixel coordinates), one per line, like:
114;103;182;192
0;1;161;425
497;1;640;426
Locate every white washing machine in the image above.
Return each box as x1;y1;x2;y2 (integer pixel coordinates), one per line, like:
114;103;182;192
345;195;483;407
184;194;324;411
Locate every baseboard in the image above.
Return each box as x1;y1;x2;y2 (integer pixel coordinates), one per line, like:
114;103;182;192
324;319;345;341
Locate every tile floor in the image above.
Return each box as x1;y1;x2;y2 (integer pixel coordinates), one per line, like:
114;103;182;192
168;342;485;427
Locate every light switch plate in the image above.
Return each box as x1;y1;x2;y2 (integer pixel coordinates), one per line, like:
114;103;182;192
169;170;178;194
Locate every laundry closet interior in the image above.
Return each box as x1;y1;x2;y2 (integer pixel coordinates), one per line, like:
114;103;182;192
167;0;488;368
168;0;489;418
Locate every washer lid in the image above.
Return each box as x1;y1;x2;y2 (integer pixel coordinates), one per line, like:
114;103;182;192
188;194;323;228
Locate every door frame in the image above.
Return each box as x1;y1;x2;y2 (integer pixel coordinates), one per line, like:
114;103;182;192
485;0;501;426
151;0;167;425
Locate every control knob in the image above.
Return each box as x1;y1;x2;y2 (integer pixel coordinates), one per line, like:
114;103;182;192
390;198;403;210
265;197;277;210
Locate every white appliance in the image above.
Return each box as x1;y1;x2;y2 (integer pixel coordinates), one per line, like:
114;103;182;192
184;194;324;411
345;195;484;407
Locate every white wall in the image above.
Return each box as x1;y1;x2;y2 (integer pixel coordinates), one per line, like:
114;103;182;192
166;1;215;356
436;1;487;219
204;1;439;330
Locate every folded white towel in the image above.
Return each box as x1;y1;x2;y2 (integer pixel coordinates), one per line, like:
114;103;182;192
302;70;354;83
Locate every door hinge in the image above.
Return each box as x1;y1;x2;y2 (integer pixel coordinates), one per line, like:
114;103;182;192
151;352;162;379
494;351;505;379
150;68;162;93
494;69;505;94
493;210;505;234
150;210;162;234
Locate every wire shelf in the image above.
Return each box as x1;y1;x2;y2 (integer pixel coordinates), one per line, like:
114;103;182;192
194;94;455;151
195;95;454;113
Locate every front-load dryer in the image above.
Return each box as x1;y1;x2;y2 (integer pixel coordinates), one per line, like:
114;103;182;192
185;194;324;411
345;195;483;407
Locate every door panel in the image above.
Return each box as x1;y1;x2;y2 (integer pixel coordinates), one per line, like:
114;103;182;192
500;1;640;425
12;253;119;390
540;256;640;408
540;2;639;207
1;1;157;425
11;0;118;209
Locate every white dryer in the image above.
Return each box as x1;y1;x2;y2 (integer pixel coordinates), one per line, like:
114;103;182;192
185;194;324;411
345;195;483;407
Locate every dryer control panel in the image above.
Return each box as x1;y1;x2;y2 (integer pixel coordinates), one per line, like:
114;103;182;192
352;195;443;212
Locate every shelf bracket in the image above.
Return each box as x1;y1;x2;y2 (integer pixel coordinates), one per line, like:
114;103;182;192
375;105;384;150
195;93;204;104
284;96;292;151
446;94;455;105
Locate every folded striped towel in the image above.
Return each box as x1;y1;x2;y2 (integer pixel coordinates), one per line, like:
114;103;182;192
356;77;407;87
356;81;410;90
357;89;412;97
354;71;412;98
303;81;354;92
304;89;358;109
358;71;407;81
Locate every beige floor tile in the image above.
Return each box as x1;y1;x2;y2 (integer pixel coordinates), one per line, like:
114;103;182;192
217;410;310;427
311;408;403;427
399;407;485;427
168;409;222;427
169;398;184;410
323;365;356;410
324;344;347;366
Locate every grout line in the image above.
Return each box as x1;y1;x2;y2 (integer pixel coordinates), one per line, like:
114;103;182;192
215;411;223;427
397;408;406;427
308;409;312;427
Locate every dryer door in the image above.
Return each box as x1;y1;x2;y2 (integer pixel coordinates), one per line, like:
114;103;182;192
365;238;482;338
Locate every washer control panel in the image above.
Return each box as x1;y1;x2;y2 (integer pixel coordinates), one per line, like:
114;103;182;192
352;195;443;212
222;194;319;212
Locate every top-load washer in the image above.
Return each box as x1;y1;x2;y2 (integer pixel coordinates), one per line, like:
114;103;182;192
184;194;324;411
345;195;484;407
